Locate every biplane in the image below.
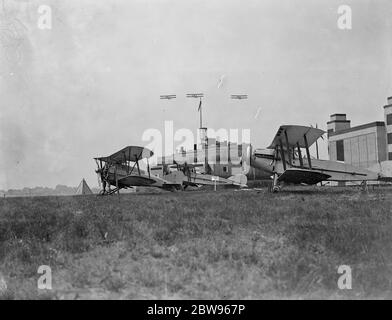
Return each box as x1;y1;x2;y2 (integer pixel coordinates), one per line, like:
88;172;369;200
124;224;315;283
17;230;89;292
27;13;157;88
231;94;248;100
95;146;247;195
94;146;184;195
243;125;388;192
151;161;247;189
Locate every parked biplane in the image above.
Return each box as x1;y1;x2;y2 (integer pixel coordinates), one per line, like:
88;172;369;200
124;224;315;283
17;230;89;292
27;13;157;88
242;125;389;192
94;146;246;195
151;161;247;189
95;146;182;195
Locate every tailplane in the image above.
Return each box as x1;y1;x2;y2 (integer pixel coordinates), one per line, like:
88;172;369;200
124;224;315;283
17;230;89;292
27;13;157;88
228;174;248;187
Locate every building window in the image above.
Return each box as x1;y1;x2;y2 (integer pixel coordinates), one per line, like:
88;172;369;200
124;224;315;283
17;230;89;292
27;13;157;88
336;140;345;161
389;152;392;161
223;166;228;173
387;114;392;125
388;133;392;145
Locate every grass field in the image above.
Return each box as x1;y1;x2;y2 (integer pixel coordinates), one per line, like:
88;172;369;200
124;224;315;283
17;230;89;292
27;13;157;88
0;186;392;299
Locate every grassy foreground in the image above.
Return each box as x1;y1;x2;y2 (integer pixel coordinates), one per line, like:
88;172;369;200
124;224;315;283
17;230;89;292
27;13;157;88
0;187;392;299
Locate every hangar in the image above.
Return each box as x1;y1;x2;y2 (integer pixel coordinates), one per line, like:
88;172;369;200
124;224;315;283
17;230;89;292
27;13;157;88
327;96;392;184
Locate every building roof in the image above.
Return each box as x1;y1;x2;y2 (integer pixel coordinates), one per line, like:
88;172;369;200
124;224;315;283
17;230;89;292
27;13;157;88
328;121;385;137
330;113;347;117
327;119;351;124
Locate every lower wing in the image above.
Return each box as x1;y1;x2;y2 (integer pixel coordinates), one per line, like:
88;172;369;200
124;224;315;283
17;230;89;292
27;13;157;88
278;168;331;185
118;175;157;187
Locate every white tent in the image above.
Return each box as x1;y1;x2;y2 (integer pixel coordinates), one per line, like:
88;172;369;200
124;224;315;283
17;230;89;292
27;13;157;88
75;178;93;195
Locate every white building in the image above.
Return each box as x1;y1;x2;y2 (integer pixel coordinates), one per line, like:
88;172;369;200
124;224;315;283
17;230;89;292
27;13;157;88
327;96;392;183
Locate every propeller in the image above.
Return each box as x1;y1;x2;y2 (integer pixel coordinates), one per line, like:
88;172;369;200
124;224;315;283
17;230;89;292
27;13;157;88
241;145;252;175
96;165;109;193
95;168;103;191
96;170;102;188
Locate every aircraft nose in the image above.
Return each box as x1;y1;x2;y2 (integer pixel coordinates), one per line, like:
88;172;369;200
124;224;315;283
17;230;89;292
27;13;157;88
241;145;252;175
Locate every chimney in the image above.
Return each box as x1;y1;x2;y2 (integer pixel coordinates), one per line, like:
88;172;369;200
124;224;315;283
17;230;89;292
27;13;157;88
327;114;351;136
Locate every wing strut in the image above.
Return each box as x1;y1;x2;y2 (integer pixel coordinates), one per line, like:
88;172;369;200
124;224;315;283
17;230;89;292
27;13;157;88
128;148;131;174
279;140;287;171
297;142;304;168
304;134;312;169
147;158;151;179
135;152;142;175
284;130;292;167
115;165;119;196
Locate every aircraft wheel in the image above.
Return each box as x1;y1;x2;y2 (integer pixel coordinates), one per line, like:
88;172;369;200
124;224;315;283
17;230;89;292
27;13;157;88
272;186;280;193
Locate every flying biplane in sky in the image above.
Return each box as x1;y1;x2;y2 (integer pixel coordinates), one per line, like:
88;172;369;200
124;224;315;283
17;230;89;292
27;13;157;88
242;125;389;192
94;146;246;195
230;94;248;100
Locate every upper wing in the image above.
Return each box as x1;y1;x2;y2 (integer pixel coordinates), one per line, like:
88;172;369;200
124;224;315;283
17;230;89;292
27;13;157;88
278;168;331;185
95;146;153;164
267;125;325;149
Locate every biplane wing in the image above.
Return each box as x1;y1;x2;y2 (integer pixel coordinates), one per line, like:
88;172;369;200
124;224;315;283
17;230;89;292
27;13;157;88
277;168;331;185
95;146;153;164
118;174;182;189
267;125;325;149
117;175;157;187
183;173;247;187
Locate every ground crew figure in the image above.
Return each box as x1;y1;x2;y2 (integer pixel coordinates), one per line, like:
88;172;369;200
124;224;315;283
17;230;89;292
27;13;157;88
103;164;110;193
102;175;107;194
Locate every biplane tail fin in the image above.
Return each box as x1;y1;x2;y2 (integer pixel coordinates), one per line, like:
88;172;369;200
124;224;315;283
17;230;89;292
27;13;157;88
228;174;248;187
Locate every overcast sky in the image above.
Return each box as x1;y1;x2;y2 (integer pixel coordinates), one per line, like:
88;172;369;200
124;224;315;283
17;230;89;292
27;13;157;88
0;0;391;189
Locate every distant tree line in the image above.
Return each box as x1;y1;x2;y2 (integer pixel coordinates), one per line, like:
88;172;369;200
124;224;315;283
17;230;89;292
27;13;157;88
0;185;100;197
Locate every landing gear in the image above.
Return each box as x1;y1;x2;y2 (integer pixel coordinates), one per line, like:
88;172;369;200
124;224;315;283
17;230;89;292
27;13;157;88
96;167;114;196
271;173;281;193
272;185;281;193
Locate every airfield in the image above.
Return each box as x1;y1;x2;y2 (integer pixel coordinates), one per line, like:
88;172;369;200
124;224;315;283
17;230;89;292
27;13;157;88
0;186;392;300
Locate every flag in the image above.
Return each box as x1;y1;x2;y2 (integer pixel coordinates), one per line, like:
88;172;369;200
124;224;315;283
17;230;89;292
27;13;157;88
198;99;202;111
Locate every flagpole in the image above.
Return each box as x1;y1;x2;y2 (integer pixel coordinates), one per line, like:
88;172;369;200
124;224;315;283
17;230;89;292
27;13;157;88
315;123;319;159
199;98;202;128
186;93;204;129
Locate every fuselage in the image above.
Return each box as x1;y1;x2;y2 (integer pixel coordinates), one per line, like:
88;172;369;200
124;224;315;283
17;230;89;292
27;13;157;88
248;147;380;183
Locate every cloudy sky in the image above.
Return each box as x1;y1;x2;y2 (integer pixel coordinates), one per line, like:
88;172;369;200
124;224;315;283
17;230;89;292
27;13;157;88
0;0;391;189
